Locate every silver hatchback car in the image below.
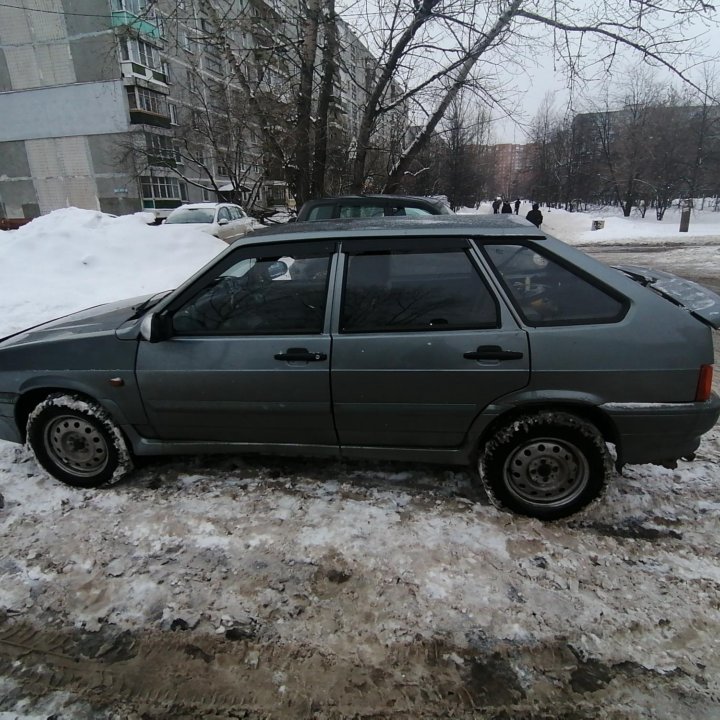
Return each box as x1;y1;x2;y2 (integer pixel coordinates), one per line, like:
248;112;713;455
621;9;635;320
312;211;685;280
1;216;718;519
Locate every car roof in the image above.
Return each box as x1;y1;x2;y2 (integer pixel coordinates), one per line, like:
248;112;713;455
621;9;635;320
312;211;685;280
172;203;235;210
240;215;545;245
301;194;445;204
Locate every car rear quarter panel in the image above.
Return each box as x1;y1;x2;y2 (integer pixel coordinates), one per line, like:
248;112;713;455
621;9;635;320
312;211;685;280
519;238;715;403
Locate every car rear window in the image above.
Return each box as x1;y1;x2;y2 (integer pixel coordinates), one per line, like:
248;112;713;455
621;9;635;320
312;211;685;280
483;244;627;326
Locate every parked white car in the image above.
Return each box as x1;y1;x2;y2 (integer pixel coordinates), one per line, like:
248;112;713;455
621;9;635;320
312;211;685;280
163;203;253;242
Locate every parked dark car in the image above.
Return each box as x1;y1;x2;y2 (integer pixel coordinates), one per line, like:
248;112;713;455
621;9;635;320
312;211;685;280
1;215;718;519
294;194;452;221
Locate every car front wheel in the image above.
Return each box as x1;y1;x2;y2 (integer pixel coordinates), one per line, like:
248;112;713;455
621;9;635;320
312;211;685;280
26;394;133;488
479;411;613;520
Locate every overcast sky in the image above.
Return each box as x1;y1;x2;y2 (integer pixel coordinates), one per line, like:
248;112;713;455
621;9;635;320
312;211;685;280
491;12;720;145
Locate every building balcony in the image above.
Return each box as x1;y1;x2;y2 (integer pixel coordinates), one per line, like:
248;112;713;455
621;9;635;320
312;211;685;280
111;10;162;39
129;109;171;128
121;61;168;88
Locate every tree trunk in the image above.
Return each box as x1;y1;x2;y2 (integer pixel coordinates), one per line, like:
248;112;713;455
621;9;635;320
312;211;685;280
295;0;321;206
310;0;338;198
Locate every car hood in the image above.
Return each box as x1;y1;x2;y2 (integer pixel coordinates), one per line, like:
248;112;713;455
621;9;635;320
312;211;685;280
0;292;162;348
614;265;720;329
165;222;217;233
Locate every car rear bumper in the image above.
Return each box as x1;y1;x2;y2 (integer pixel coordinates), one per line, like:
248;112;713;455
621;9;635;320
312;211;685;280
601;394;720;465
0;395;21;444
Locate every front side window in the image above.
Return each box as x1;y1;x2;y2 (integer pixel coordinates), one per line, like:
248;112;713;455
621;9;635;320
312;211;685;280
341;249;498;333
483;244;627;326
173;248;332;335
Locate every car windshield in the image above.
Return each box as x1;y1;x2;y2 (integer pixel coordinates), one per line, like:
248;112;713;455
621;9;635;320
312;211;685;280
165;208;216;224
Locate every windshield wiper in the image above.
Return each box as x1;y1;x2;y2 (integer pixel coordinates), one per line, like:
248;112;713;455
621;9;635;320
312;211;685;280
129;290;173;320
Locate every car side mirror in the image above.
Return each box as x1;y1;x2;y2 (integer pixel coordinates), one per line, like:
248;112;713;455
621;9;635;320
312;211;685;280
140;313;171;343
218;218;229;226
268;260;289;279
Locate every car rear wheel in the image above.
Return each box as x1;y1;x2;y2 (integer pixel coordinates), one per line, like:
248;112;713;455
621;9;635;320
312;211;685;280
26;394;133;488
479;411;612;520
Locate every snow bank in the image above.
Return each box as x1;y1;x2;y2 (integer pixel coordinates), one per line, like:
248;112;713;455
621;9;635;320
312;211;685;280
0;208;227;337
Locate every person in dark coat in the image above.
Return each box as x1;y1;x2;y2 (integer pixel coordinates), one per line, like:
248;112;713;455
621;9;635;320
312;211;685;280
501;200;512;213
514;198;520;214
526;203;543;227
492;198;501;214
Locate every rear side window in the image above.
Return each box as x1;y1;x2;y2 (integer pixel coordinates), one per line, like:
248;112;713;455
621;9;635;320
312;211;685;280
339;204;385;218
483;244;626;326
307;204;334;220
341;249;498;333
388;205;432;217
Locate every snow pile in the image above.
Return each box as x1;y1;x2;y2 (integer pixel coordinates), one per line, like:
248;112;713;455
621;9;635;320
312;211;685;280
0;208;226;337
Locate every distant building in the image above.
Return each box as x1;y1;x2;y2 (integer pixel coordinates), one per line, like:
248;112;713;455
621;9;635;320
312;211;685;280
485;143;537;199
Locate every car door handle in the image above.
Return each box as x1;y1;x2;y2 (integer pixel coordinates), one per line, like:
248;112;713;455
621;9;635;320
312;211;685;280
463;345;524;361
274;348;327;362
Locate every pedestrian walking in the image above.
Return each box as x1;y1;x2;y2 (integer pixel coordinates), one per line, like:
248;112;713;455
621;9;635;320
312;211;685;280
525;203;543;228
514;198;520;215
492;198;501;214
501;200;512;214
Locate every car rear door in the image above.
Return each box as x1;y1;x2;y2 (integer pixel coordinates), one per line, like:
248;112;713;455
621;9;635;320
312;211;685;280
229;205;252;240
330;237;530;448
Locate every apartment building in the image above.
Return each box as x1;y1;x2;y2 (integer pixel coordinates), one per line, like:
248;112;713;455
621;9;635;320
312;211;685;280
0;0;384;220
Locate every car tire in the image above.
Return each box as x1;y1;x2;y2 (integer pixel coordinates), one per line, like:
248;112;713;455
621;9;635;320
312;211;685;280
479;411;612;520
26;393;134;488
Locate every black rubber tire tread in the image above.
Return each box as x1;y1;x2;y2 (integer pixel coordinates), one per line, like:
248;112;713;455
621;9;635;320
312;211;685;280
479;411;613;520
26;393;132;488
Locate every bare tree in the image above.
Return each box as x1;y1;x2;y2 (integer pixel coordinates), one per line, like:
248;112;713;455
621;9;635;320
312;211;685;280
142;0;718;207
345;0;719;194
440;94;490;208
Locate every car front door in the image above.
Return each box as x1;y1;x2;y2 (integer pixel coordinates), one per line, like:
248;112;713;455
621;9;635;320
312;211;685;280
330;238;530;448
135;241;338;446
216;206;233;241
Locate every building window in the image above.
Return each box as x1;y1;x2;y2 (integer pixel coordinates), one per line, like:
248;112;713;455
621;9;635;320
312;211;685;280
145;132;178;164
168;103;178;124
121;37;161;70
204;45;224;75
127;86;167;115
112;0;148;15
141;176;187;202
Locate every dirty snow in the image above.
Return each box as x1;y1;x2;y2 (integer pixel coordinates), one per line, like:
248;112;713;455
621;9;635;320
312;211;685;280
0;206;719;718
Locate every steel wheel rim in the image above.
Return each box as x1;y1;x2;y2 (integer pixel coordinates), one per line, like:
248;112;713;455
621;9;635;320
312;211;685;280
44;415;109;477
503;436;589;509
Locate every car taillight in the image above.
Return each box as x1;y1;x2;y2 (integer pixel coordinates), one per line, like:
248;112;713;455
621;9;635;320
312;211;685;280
696;364;714;402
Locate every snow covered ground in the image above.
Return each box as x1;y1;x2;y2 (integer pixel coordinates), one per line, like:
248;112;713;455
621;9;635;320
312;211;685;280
1;205;720;718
